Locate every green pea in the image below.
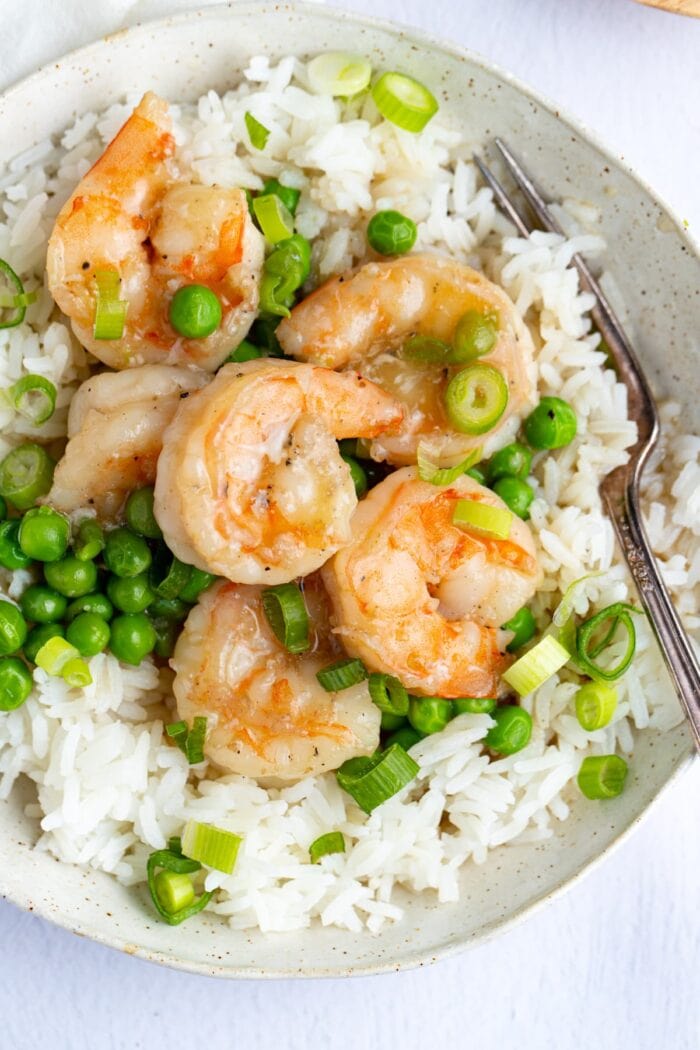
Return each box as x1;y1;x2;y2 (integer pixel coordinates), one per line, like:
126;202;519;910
492;476;534;520
380;710;406;732
178;568;216;604
24;623;65;664
523;397;577;450
449;310;499;363
466;465;487;486
0;600;28;656
169;284;222;339
0;520;33;570
20;584;67;624
341;455;368;499
18;506;70;562
367;210;417;256
106;573;155;614
502;607;536;652
66;612;110;657
249;316;283;357
109;613;157;665
147;596;190;621
44;556;98;598
227;339;263;364
0;443;55;510
261;178;301;216
408;695;453;736
453;696;497;715
487;442;533;482
103;527;152;578
73;518;105;562
151;617;179;660
125;487;162;540
384;725;423;751
65;593;114;623
485;705;532;755
0;495;6;519
0;656;33;711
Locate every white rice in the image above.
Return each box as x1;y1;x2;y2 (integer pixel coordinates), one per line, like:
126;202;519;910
0;55;697;934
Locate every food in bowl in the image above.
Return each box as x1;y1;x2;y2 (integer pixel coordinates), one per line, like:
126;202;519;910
0;52;696;935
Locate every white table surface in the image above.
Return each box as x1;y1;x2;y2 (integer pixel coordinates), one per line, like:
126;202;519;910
1;2;698;1048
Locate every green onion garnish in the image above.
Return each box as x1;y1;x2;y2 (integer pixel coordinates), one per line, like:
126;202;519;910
444;363;509;435
309;831;346;863
154;870;195;914
307;52;372;96
10;375;56;426
93;268;127;340
61;657;92;688
502;634;570;696
452;499;512;540
146;847;212;925
368;672;409;716
575;603;639;682
417;445;483;486
182;819;242;875
150;549;192;600
35;635;80;676
316;658;367;691
227;339;263;363
252;194;295;245
0;259;35;329
244;111;270;150
577;754;628;800
336;743;419;813
168;835;182;854
74;518;105;562
165;716;207;764
371;71;439;133
0;442;55;511
398;335;451;363
575;681;618;731
261;178;301;217
262;583;310;654
166;719;188;753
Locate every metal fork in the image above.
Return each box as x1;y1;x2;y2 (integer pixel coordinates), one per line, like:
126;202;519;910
473;140;700;750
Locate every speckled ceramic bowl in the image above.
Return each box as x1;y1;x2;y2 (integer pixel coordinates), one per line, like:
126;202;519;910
0;2;696;978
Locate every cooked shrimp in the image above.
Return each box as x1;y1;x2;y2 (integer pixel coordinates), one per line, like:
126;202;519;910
154;359;403;585
47;92;264;371
277;253;535;464
46;364;208;518
322;468;541;698
171;577;380;780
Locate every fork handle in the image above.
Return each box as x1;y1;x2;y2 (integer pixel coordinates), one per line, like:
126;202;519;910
602;482;700;749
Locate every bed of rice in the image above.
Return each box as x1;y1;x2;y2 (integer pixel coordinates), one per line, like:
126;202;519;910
0;55;697;934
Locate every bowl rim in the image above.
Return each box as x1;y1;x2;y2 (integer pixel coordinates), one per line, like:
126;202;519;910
0;0;696;979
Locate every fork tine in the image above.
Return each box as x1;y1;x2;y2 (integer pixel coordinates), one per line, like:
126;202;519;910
472;153;531;238
493;138;655;410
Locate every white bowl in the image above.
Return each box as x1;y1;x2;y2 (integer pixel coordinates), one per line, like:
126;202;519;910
0;2;696;978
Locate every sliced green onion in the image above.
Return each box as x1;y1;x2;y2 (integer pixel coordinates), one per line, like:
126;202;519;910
308;52;372;96
309;831;346;863
154;870;195;914
182;819;242;875
575;603;639;682
35;635;80;676
261;178;301;217
444;363;509;435
577;754;628;800
552;572;605;631
371;71;438;133
316;658;367;691
502;634;570;696
0;259;33;329
186;716;207;765
262;583;310;654
575;681;618;731
253;194;295;245
166;719;188;754
245;111;270;150
168;835;182;854
417;445;482;486
398;334;450;363
227;339;263;364
74;518;104;562
93;268;127;340
10;375;56;426
61;657;92;688
146;848;212;925
0;442;55;510
452;499;512;540
336;743;419;813
150;549;191;600
368;672;409;716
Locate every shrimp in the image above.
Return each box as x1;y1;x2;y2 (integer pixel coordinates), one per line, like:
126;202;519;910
154;359;404;585
46;92;264;371
171;577;380;780
276;253;536;465
322;467;541;698
46;364;208;518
